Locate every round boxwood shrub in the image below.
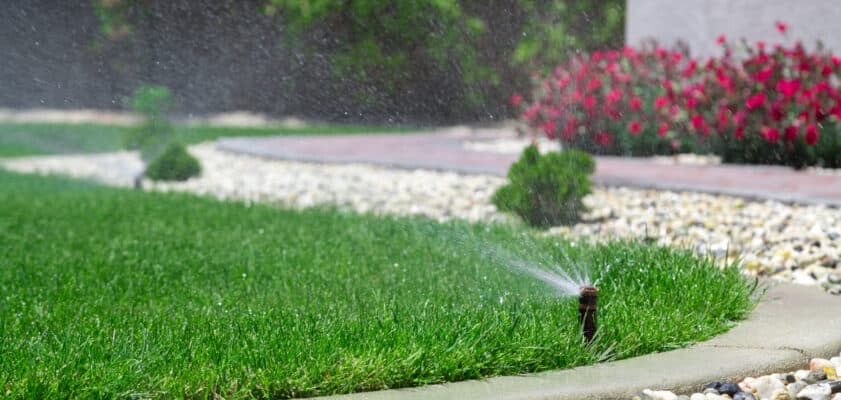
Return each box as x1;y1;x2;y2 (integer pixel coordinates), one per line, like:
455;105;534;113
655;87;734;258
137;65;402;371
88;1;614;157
144;142;201;181
492;145;594;227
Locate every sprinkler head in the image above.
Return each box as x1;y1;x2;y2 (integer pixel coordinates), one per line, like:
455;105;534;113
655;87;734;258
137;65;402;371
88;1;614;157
578;286;598;344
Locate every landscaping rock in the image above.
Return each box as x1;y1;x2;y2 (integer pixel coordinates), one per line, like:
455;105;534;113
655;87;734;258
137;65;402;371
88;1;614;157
796;383;832;400
733;392;756;400
749;376;786;400
813;359;835;371
804;370;828;384
705;381;742;396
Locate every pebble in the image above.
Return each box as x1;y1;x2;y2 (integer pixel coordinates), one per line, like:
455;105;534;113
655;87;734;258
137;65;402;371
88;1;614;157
749;375;786;400
705;382;742;396
804;370;828;384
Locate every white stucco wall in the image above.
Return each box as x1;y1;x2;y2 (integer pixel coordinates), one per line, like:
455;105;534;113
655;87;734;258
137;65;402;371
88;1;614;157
626;0;841;57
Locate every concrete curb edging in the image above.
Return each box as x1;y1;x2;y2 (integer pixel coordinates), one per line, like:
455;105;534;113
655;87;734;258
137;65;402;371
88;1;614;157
313;283;841;400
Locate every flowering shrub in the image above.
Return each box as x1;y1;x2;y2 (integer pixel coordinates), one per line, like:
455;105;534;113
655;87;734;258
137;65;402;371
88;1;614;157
516;23;841;168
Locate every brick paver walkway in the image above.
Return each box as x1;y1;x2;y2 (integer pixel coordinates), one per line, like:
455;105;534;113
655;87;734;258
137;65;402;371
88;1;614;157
217;130;841;206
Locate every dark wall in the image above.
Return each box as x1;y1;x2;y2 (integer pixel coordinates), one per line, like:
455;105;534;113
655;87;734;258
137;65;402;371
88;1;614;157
0;1;521;125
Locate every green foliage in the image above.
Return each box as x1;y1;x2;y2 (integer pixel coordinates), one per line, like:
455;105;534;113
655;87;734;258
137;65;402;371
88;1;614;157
131;85;173;117
513;0;625;73
92;0;134;41
493;145;594;227
144;142;201;181
263;0;625;113
0;170;756;398
122;85;176;161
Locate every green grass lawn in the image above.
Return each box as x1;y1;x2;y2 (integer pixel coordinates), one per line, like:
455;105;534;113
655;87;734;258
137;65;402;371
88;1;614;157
0;122;415;157
0;171;758;399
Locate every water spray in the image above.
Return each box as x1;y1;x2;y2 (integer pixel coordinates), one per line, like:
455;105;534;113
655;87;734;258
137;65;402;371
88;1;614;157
578;285;598;344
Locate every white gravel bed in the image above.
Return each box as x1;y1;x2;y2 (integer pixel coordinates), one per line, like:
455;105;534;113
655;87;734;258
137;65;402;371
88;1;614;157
0;143;504;223
2;143;840;294
637;353;841;400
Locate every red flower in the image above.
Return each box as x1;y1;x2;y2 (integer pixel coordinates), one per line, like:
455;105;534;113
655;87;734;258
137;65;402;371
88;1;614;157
541;120;557;139
691;115;705;130
717;107;730;127
822;64;833;76
654;96;670;110
523;104;539;121
605;88;623;105
733;110;747;126
746;92;767;110
784;126;799;141
753;67;773;83
716;35;726;45
682;60;697;77
628;120;643;135
594;131;613;146
686;96;698;110
776;79;801;98
586;78;602;91
556;77;571;90
734;126;745;139
658;122;669;137
805;124;819;145
776;21;788;33
510;93;524;107
629;96;643;111
762;126;780;144
770;103;784;121
584;96;597;111
757;41;766;51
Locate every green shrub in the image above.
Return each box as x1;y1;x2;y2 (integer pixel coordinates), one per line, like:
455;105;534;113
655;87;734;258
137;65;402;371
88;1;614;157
493;145;594;227
123;85;175;161
144;142;201;181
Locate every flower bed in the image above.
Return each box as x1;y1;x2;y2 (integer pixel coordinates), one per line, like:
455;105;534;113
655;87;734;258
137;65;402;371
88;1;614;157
515;23;841;168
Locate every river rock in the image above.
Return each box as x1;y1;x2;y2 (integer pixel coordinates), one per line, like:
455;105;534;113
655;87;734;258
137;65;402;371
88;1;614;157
804;370;828;384
705;382;742;396
814;359;835;371
771;389;792;399
691;394;706;400
798;370;814;380
733;392;756;400
749;376;785;400
789;381;809;397
796;383;832;400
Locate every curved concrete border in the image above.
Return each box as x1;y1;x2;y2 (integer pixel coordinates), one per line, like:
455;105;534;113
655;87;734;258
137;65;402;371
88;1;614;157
312;283;841;400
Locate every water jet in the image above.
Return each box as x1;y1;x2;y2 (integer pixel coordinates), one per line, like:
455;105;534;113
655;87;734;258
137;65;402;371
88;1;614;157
578;285;598;344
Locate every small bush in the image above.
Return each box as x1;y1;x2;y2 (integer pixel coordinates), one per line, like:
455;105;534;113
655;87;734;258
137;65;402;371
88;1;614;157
492;145;594;227
124;118;175;161
123;85;175;161
144;142;201;181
